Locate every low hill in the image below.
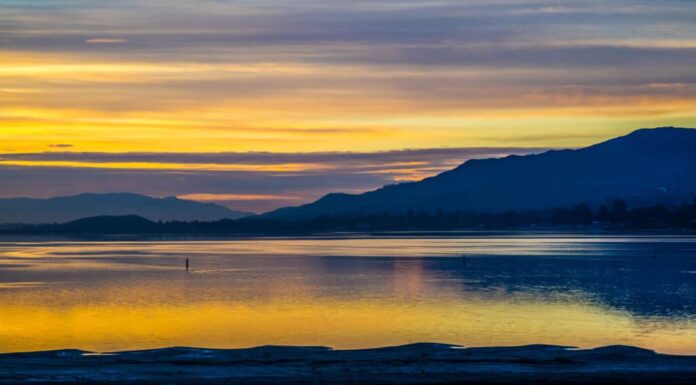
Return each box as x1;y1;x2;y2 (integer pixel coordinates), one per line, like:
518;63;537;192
58;215;160;233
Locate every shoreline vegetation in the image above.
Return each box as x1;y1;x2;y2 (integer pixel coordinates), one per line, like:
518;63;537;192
2;343;695;384
2;199;696;236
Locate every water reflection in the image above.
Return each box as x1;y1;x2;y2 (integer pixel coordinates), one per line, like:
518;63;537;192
0;235;694;354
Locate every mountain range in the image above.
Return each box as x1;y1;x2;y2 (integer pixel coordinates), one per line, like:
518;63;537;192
0;193;251;224
264;127;696;220
4;127;696;226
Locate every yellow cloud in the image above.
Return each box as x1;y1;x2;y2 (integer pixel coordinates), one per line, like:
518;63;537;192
0;159;331;172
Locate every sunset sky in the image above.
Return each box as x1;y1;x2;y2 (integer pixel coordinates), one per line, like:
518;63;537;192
1;0;695;212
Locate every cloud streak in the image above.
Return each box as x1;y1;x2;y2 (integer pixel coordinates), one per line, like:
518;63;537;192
84;38;127;44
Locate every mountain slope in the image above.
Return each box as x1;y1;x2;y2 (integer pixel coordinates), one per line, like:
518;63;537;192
0;193;252;224
264;127;696;220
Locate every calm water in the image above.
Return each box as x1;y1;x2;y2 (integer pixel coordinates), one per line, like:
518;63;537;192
0;234;695;354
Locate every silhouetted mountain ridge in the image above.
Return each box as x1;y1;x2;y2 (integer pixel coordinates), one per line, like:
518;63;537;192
264;127;696;220
0;193;251;224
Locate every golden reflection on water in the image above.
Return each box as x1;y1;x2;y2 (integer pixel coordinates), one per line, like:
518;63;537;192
0;237;695;354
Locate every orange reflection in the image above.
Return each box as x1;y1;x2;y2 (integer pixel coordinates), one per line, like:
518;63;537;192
1;239;695;355
393;259;425;296
1;290;695;355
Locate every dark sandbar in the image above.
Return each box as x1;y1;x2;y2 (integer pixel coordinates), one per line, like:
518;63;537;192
2;343;695;384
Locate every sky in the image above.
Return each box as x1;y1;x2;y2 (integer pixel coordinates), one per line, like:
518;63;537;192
1;0;695;212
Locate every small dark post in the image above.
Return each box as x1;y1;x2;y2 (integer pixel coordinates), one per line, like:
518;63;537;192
186;258;190;272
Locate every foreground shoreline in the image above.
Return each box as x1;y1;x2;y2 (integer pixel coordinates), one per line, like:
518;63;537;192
2;343;695;384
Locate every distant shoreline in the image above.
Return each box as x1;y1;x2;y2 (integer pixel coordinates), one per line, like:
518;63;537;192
3;197;696;237
1;228;695;242
2;343;695;384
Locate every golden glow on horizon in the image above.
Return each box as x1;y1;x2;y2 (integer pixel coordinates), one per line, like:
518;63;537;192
2;52;695;155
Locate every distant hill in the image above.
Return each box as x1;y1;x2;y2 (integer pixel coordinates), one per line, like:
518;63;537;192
0;193;252;224
264;127;696;220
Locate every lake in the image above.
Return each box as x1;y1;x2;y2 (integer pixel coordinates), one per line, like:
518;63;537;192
0;234;695;354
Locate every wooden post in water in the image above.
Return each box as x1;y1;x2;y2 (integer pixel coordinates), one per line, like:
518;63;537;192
186;258;190;272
